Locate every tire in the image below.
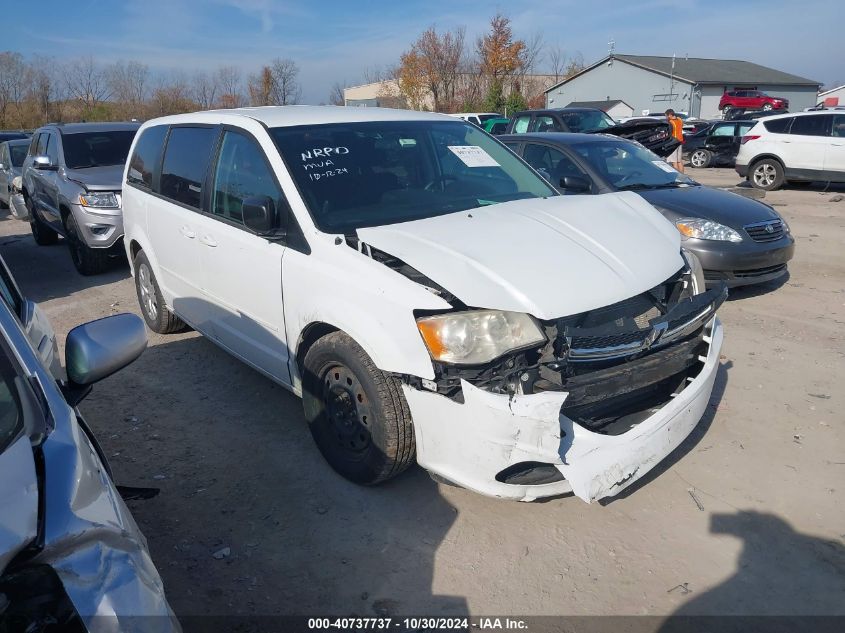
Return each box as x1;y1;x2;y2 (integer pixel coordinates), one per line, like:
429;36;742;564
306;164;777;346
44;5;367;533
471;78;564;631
133;250;187;334
722;104;733;115
64;212;109;275
749;158;784;191
690;149;712;168
302;331;415;485
762;103;773;111
28;198;59;246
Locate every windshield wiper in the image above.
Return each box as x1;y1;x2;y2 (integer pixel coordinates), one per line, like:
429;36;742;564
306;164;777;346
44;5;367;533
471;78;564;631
617;182;686;191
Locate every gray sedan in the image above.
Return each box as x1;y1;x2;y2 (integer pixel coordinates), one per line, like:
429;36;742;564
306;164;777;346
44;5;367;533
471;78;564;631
501;133;795;288
0;254;179;632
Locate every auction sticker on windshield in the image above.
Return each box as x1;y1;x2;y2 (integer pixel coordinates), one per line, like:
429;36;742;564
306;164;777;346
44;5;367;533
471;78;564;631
448;145;499;167
652;160;677;173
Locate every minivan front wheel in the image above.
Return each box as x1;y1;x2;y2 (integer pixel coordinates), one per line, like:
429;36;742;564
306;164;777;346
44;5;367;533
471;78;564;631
302;331;415;485
133;250;187;334
750;159;784;191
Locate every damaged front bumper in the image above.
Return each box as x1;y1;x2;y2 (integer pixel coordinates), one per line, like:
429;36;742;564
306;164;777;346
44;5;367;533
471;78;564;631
404;318;723;502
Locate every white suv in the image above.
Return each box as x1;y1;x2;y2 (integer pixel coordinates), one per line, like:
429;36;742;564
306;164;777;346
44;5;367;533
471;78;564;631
122;106;726;502
736;110;845;190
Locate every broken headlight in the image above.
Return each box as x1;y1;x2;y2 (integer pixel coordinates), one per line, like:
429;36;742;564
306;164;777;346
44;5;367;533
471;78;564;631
682;249;706;295
416;310;545;365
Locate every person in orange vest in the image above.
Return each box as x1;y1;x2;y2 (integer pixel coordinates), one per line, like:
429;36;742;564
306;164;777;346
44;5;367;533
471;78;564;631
665;108;685;173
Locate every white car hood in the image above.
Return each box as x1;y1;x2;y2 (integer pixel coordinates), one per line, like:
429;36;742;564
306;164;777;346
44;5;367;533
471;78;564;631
357;192;683;319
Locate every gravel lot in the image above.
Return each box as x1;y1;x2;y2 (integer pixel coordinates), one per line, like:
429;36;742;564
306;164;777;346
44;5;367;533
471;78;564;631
2;168;843;624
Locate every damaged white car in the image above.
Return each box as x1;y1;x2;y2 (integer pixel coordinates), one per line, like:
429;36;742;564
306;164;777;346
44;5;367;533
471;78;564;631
122;106;725;502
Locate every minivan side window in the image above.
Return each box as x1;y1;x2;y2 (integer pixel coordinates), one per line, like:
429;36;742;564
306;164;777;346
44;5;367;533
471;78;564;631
160;127;218;209
789;115;831;137
211;131;285;226
127;125;168;191
764;118;792;134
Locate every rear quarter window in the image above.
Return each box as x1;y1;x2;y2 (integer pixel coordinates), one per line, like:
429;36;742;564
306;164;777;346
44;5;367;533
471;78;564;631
127;125;169;191
159;127;219;209
763;118;792;134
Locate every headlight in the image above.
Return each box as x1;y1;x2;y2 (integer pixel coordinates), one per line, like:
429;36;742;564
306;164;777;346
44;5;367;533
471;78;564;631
416;310;546;365
675;218;742;242
78;192;119;208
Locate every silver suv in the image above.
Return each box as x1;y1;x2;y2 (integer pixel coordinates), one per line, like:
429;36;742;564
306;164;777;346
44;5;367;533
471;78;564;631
22;122;140;275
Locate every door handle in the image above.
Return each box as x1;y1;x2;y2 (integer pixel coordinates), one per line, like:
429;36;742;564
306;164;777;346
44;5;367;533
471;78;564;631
179;226;196;239
200;235;217;247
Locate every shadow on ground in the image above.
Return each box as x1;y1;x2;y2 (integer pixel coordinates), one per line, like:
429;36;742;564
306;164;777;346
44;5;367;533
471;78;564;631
0;216;129;303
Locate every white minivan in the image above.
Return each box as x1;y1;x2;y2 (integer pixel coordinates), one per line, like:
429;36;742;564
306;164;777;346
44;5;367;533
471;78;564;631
122;106;726;502
736;110;845;190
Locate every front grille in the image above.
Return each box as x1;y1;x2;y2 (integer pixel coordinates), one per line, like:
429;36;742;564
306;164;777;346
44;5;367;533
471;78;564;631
744;219;784;242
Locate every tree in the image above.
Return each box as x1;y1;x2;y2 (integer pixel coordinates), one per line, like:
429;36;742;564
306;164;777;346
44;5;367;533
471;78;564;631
397;26;465;112
396;50;428;110
247;58;301;106
269;58;301;105
328;81;345;106
477;14;525;83
191;71;219;110
216;66;246;108
64;56;111;111
0;52;27;127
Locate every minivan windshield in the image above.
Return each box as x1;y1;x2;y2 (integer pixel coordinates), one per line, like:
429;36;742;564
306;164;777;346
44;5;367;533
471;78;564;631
271;120;556;232
571;140;697;190
61;130;137;169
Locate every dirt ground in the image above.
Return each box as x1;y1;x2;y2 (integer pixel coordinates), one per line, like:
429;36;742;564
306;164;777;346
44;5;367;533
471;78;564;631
1;168;843;625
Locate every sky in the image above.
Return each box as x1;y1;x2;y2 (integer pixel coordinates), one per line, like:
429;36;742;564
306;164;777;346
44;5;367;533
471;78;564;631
7;0;843;104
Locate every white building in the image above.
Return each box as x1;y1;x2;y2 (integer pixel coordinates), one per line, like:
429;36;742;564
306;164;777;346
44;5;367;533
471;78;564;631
565;99;634;120
545;54;820;119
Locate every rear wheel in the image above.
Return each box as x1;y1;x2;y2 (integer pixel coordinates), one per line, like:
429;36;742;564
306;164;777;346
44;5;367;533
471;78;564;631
302;331;415;485
722;104;733;114
690;149;712;168
28;199;59;246
64;213;109;275
133;250;187;334
749;158;784;191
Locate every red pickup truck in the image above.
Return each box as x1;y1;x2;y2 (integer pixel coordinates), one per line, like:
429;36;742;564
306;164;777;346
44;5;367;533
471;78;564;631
719;90;789;114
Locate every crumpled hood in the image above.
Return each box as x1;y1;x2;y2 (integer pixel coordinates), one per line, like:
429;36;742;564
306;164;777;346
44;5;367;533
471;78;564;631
63;164;123;191
357;192;683;320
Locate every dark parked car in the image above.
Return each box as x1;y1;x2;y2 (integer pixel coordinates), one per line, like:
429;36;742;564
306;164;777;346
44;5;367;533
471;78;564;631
719;90;788;114
0;132;29;144
683;120;756;168
506;108;680;157
501;132;795;288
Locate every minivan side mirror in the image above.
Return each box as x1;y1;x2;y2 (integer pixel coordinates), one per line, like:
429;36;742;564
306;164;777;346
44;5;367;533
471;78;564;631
32;155;57;171
560;175;591;193
65;313;147;389
242;196;278;235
